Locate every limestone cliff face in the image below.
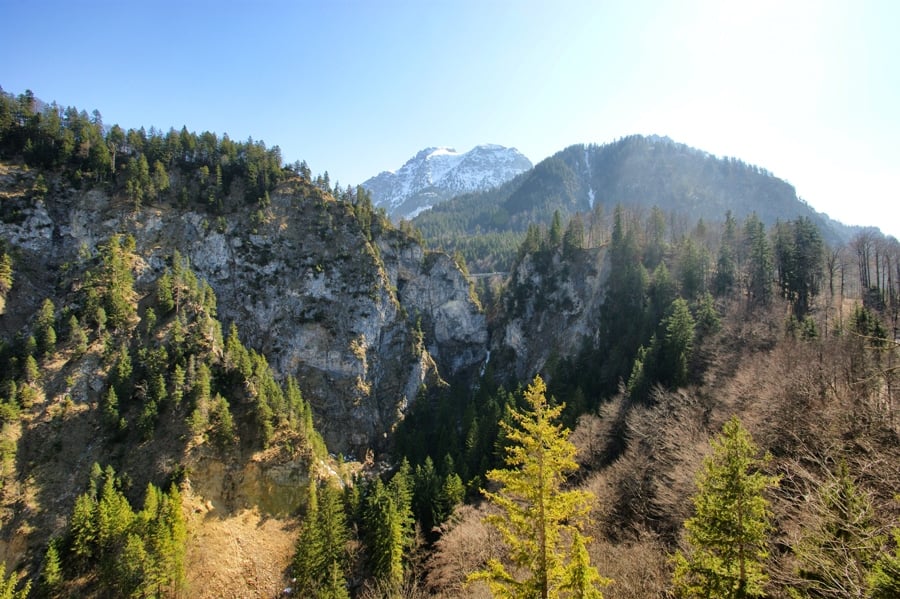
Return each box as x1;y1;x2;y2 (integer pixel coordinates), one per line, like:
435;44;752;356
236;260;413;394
0;166;486;456
491;247;607;381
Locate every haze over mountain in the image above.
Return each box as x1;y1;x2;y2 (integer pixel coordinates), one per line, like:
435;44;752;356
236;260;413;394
413;135;858;257
361;144;532;220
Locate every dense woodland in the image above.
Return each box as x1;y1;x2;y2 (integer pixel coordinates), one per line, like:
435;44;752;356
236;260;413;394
0;88;899;598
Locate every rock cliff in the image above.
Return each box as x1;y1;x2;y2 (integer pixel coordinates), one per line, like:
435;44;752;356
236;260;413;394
491;247;607;381
0;164;487;456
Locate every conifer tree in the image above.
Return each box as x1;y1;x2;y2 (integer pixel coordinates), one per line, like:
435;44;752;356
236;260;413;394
36;297;56;357
468;375;610;599
870;528;900;599
41;538;63;594
673;416;779;598
293;481;350;597
790;461;883;598
743;215;774;308
659;298;695;388
0;564;30;599
293;482;325;595
364;478;406;586
68;314;88;355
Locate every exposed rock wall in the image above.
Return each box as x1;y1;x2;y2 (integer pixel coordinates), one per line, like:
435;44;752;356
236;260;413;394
491;247;607;380
0;166;487;456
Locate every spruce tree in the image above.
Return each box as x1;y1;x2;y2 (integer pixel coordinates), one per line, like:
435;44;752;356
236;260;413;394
364;477;406;586
40;538;63;593
673;416;779;598
791;461;883;598
0;564;30;599
870;528;900;599
468;375;610;598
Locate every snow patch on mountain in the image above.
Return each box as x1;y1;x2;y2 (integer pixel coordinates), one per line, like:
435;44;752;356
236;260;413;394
362;145;532;220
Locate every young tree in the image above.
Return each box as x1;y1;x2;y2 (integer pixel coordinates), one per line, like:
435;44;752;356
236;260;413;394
363;477;405;586
673;416;779;598
790;461;883;598
743;215;774;308
468;375;610;598
870;528;900;599
0;564;30;599
40;538;63;594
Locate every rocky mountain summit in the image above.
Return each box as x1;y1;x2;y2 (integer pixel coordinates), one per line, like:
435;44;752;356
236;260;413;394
361;144;532;220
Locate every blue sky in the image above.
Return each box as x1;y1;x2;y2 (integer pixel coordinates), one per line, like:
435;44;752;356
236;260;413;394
2;0;898;236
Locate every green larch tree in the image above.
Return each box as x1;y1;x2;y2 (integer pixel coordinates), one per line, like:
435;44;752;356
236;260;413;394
673;416;779;598
468;375;610;599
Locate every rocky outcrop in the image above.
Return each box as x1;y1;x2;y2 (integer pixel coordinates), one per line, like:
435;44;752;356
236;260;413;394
491;247;607;381
0;165;487;456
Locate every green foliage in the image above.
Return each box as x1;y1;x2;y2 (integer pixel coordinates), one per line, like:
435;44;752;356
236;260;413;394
22;354;39;384
40;537;63;594
743;214;774;309
67;314;88;355
659;298;696;389
292;481;351;597
65;465;186;596
678;238;709;301
84;235;137;330
790;461;883;598
36;298;56;357
774;217;825;318
0;251;14;298
714;211;738;297
0;564;30;599
695;292;721;337
363;478;407;586
627;298;696;399
0;88;291;214
870;528;900;599
673;417;779;598
468;376;610;598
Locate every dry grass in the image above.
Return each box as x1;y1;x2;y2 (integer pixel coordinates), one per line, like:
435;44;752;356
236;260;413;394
182;490;297;599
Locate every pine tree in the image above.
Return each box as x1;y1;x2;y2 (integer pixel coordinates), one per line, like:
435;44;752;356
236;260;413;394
320;559;351;599
40;538;63;593
673;416;779;598
791;461;883;598
0;564;30;599
743;215;774;308
293;482;325;596
870;528;900;599
68;314;88;355
293;481;350;597
468;375;610;598
364;478;405;586
70;491;98;564
658;298;695;388
36;297;56;356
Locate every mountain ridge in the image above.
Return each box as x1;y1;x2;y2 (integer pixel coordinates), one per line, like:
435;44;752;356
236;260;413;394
412;135;860;258
361;144;533;220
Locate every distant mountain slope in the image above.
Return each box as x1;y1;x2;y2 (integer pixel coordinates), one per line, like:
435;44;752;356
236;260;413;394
362;144;532;220
414;135;855;246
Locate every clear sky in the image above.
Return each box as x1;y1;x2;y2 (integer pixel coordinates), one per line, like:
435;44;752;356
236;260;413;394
2;0;898;237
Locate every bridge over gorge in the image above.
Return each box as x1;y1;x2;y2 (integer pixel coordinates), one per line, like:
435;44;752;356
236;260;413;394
467;272;508;280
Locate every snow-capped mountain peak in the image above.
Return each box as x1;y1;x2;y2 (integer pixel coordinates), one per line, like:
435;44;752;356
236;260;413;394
362;144;532;220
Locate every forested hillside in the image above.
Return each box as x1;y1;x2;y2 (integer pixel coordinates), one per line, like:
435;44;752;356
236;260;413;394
0;88;898;599
413;136;857;272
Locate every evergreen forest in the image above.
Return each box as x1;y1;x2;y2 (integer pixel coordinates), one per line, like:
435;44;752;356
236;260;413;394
0;87;898;599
